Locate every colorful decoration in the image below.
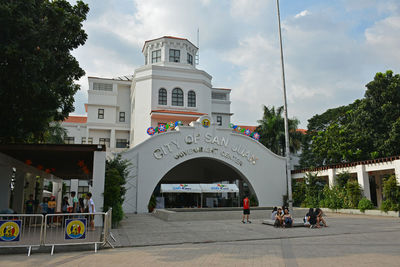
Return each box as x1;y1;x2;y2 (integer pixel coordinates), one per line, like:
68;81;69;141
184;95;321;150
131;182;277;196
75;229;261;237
25;160;32;165
201;118;210;128
65;219;86;240
146;121;183;136
0;220;21;242
229;123;260;141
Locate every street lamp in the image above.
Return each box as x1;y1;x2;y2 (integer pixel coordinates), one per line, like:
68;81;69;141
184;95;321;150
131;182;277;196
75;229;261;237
276;0;293;212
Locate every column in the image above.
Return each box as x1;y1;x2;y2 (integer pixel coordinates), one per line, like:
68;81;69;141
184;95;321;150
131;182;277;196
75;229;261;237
356;164;371;200
70;179;79;196
394;159;400;184
92;151;106;226
327;168;336;188
110;129;116;149
0;166;12;210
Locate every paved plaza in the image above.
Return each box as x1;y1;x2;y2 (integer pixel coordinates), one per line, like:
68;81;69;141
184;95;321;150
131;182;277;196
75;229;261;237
1;212;400;266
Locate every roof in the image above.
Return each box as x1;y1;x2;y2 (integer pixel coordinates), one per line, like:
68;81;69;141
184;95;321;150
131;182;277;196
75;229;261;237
291;155;400;174
151;110;207;116
63;116;87;124
0;144;105;180
296;129;307;134
142;36;198;52
88;76;132;82
237;125;257;132
213;88;232;91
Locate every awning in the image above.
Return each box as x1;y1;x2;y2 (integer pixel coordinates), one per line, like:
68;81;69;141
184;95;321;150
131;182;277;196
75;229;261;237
200;183;239;193
161;184;202;193
161;183;239;193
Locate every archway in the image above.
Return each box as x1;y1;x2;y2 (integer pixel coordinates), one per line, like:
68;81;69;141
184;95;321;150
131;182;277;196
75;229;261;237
152;157;258;208
121;116;287;214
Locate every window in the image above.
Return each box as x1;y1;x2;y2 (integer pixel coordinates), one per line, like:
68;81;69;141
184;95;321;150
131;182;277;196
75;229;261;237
187;53;193;65
169;49;180;62
78;180;89;198
81;137;86;144
93;83;113;91
98;109;104;119
172;88;183;106
119;112;125;122
152;49;161;63
212;93;227;100
217;116;222;126
64;137;74;144
116;139;128;148
99;138;110;147
158;88;167;105
87;137;93;144
188;91;196;107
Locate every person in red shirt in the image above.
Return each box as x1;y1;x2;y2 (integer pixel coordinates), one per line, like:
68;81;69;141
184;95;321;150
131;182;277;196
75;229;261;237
242;196;251;223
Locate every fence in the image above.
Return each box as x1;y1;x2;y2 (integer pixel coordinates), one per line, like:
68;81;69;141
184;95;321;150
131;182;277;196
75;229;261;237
0;209;113;256
0;214;44;256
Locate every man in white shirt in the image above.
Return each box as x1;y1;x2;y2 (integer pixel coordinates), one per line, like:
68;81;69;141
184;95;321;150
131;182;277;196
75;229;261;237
86;192;96;230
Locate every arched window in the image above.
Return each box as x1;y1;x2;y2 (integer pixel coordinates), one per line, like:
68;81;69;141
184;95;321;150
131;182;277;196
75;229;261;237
188;90;196;107
172;88;183;106
158;88;167;105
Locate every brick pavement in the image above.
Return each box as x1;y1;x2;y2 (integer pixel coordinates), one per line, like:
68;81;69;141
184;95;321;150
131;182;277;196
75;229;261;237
1;213;400;266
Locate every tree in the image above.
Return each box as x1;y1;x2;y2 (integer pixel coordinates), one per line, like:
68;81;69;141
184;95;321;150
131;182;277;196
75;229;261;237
0;0;89;143
300;71;400;167
256;105;302;156
104;155;129;227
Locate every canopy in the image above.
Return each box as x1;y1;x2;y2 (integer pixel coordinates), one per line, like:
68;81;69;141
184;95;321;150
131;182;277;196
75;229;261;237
200;183;239;193
161;183;239;193
161;184;202;193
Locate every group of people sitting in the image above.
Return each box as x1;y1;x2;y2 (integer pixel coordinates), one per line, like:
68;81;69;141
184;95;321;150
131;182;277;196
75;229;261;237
271;207;293;228
304;208;328;228
271;207;328;228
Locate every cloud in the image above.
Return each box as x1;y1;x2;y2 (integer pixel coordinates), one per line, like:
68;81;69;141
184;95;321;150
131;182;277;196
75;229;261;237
295;10;310;19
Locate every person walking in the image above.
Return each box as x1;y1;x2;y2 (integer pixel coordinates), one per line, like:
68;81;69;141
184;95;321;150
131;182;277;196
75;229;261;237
86;192;96;230
241;196;251;224
71;191;78;213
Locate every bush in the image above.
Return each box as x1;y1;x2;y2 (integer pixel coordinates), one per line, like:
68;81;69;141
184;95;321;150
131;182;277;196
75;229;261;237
380;175;400;212
345;180;362;208
103;155;129;227
358;197;374;212
320;185;345;209
303;172;325;208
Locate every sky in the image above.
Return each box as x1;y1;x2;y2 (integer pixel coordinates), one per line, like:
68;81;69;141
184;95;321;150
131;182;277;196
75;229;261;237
70;0;400;128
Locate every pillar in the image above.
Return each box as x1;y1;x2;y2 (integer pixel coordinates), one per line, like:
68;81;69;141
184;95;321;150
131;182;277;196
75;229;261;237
92;151;106;226
110;129;116;149
0;166;12;211
356;164;371;200
394;159;400;184
70;179;79;196
327;168;336;187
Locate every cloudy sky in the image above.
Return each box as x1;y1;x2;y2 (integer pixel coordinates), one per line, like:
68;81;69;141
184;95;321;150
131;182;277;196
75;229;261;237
70;0;400;128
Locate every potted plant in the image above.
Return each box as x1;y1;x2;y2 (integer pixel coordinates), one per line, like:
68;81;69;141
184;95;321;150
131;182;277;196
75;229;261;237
148;194;156;213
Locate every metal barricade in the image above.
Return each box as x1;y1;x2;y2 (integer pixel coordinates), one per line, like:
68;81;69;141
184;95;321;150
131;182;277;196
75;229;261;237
0;214;44;256
44;212;107;255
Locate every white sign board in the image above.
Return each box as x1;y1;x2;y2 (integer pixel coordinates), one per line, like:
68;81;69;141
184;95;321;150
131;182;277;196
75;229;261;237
200;184;239;193
161;184;202;193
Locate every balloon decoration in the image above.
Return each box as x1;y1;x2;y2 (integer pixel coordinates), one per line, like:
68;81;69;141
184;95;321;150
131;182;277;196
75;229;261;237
229;123;260;141
147;121;183;136
77;160;90;175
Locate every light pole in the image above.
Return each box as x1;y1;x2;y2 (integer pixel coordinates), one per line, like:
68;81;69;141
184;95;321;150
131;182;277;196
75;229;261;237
276;0;293;212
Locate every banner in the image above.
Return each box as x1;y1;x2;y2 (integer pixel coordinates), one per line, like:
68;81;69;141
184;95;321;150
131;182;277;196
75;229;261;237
160;184;202;193
200;183;239;193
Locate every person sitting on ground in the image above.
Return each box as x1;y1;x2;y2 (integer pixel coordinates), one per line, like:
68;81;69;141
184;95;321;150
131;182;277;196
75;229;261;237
306;208;319;228
271;207;278;220
283;208;293;228
315;208;328;227
274;208;283;227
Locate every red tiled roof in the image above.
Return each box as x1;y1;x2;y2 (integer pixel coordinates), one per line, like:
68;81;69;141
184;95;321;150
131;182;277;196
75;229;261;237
63;116;87;123
238;125;257;132
296;129;307;134
142;36;198;52
151;110;207;116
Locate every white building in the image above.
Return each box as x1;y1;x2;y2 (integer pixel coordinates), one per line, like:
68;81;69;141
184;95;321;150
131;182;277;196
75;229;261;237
62;36;288;213
63;36;232;154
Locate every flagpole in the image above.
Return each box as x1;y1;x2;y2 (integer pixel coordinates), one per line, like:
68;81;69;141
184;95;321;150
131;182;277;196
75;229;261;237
276;0;293;213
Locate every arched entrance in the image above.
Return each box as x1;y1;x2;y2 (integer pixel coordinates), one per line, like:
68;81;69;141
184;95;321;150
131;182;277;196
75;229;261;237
121;116;287;213
154;157;257;208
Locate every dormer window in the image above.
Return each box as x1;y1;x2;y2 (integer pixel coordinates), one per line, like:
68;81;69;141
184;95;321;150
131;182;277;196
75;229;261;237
187;53;193;65
152;49;161;63
169;49;180;63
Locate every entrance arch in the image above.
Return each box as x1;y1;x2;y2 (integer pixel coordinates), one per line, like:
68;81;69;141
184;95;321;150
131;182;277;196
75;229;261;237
121;116;287;213
156;157;257;208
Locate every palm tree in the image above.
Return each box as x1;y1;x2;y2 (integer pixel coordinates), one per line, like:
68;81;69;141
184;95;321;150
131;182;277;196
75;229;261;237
256;105;302;156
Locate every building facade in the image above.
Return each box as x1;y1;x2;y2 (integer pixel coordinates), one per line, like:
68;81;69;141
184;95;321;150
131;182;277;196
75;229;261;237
63;36;232;155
